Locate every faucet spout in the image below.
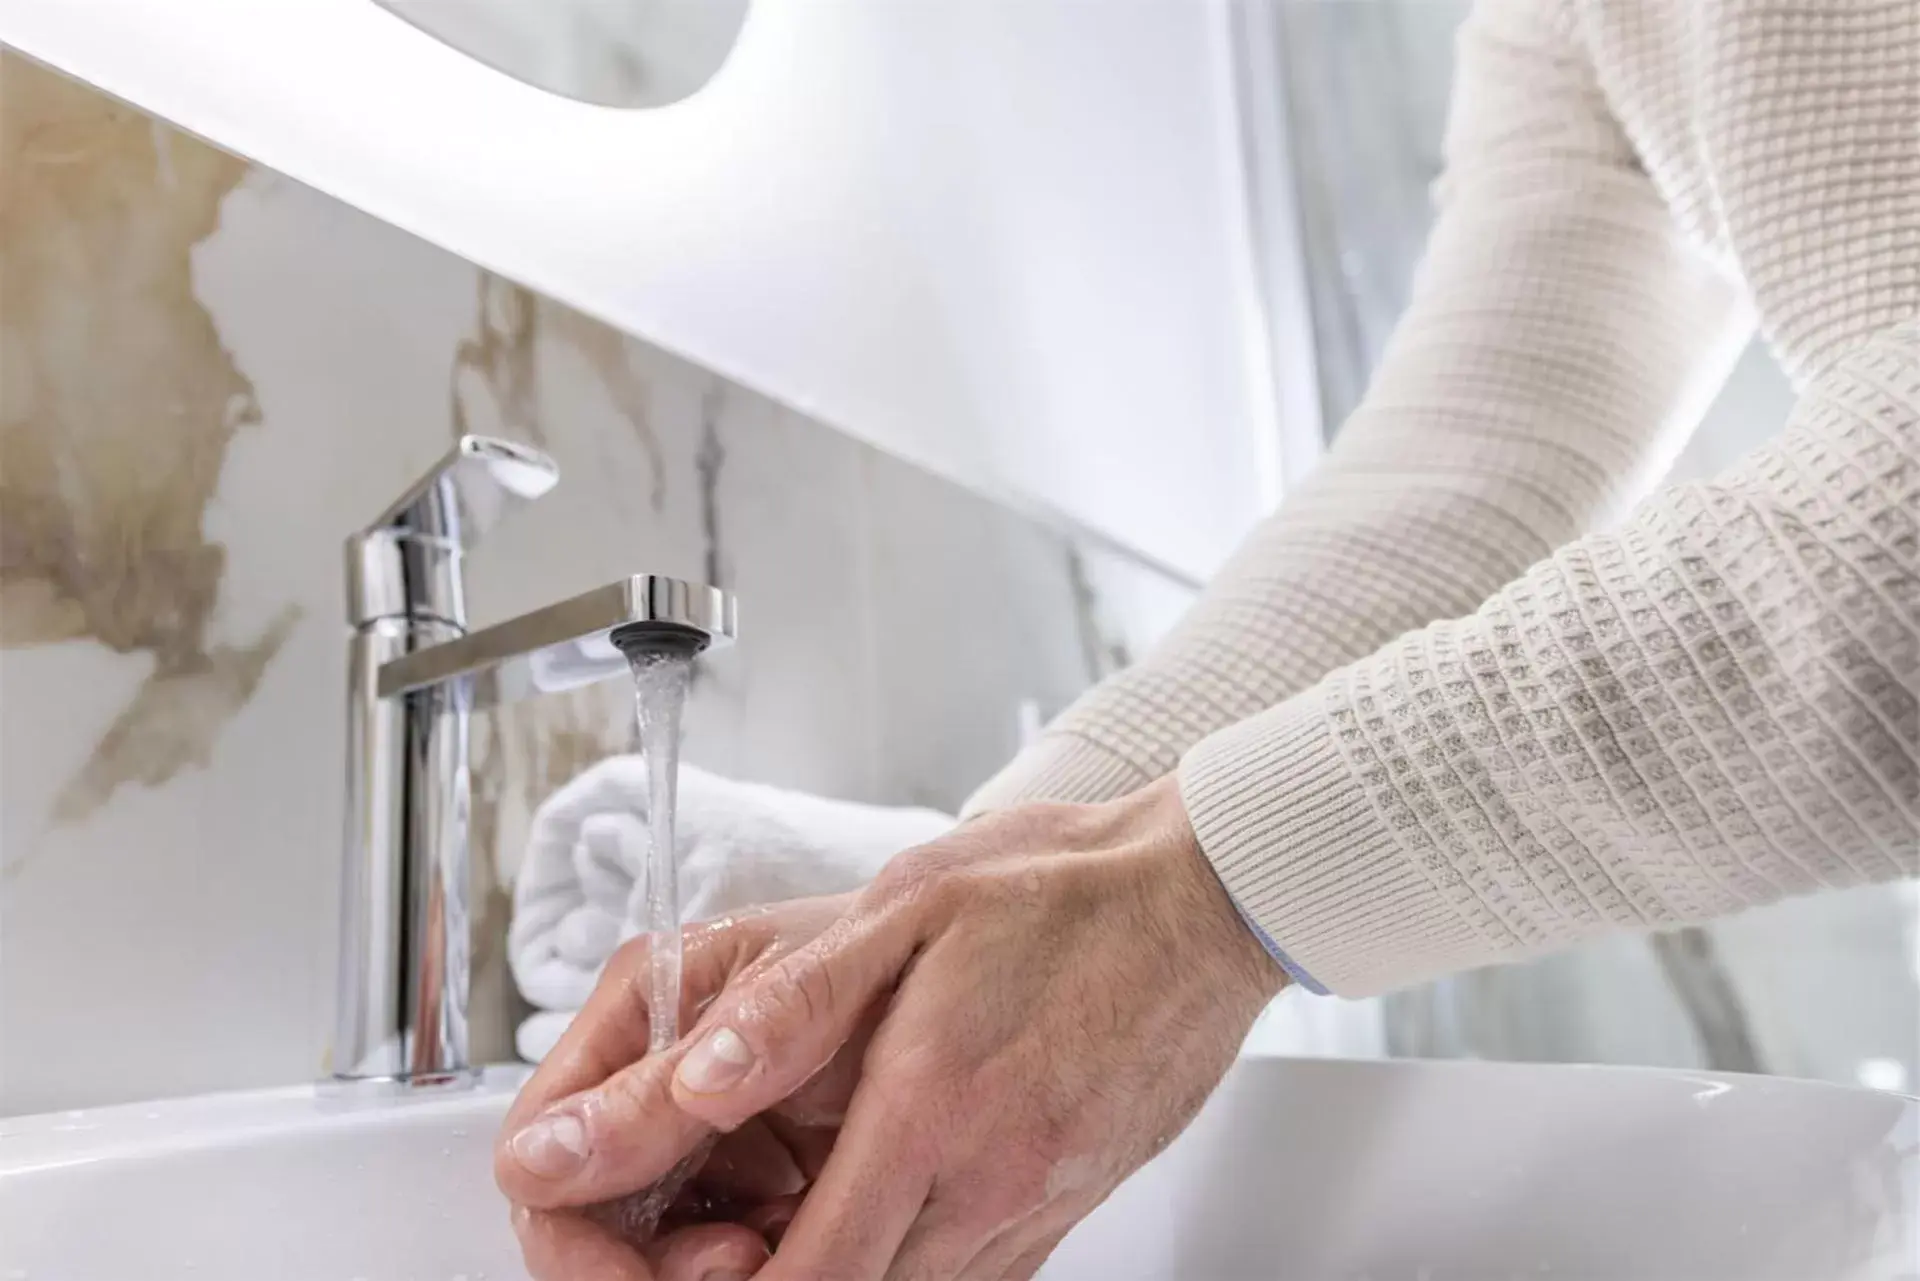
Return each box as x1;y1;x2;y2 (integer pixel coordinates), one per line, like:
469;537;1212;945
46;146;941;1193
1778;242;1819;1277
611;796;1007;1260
377;575;735;707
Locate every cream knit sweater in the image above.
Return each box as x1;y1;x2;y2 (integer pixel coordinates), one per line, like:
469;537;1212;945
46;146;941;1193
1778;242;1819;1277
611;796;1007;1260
965;0;1919;997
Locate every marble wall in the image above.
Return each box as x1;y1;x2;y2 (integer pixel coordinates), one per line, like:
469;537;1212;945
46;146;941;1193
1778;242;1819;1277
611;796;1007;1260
0;54;1193;1113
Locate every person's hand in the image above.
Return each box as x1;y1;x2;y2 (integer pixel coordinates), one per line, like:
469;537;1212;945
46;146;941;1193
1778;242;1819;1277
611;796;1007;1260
523;775;1289;1280
496;894;873;1280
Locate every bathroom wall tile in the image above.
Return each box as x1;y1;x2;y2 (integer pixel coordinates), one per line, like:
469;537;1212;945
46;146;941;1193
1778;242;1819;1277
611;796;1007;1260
671;384;890;806
859;459;1102;812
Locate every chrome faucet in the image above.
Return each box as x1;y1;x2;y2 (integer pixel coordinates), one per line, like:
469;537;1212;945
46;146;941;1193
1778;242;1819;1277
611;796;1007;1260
333;435;736;1088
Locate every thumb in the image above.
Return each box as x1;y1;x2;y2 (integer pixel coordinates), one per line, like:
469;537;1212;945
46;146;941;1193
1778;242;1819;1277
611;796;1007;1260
670;907;921;1132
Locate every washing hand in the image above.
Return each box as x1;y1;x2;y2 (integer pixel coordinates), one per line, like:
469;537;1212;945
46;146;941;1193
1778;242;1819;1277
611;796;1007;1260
497;893;866;1280
501;775;1286;1280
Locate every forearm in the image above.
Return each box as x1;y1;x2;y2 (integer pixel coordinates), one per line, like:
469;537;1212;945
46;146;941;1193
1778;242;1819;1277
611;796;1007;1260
966;0;1749;815
1185;322;1920;997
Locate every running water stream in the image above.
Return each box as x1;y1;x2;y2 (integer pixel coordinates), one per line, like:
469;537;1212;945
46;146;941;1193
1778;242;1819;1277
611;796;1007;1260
594;644;715;1246
630;647;692;1059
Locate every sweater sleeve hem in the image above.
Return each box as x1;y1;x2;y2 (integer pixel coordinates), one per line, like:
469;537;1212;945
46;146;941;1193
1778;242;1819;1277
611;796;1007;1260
1177;691;1493;998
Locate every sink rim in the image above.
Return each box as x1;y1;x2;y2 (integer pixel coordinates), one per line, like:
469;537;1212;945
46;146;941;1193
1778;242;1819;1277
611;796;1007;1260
6;1054;1911;1175
5;1056;1914;1281
0;1063;533;1174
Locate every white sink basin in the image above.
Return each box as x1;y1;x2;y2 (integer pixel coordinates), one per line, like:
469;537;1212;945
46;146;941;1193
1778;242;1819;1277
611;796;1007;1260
3;1059;1914;1280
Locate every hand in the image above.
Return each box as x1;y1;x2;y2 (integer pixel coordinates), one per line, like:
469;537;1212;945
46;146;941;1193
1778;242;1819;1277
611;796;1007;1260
497;895;872;1280
527;775;1289;1280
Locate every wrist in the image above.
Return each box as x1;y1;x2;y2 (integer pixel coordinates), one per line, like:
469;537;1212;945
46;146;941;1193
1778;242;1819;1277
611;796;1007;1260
1121;776;1291;1007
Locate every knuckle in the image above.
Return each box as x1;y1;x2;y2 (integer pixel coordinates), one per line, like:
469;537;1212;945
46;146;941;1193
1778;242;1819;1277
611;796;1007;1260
866;849;944;909
596;1056;670;1115
744;950;834;1040
870;848;981;920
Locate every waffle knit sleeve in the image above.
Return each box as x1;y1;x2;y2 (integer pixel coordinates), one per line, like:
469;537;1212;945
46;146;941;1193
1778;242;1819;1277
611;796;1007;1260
963;0;1750;816
1182;321;1920;997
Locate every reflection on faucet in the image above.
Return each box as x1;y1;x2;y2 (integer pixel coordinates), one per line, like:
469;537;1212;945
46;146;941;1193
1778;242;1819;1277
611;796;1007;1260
332;436;736;1089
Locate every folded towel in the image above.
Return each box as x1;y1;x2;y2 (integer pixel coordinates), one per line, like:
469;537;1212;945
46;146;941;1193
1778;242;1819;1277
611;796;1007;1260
509;757;954;1053
515;1010;574;1064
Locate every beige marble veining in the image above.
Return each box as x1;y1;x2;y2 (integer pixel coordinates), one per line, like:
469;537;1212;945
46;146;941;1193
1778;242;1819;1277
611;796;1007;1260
0;54;299;844
451;273;543;447
546;304;669;513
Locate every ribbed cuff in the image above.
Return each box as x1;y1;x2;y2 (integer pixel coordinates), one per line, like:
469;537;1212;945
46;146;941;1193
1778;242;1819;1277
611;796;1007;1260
961;730;1155;817
1178;690;1488;998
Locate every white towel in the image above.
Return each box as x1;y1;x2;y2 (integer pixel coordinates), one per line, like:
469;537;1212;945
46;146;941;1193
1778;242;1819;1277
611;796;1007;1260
509;757;954;1057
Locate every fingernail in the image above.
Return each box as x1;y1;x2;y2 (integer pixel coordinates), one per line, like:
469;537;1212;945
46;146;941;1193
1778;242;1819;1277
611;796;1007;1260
509;1110;590;1178
677;1026;756;1094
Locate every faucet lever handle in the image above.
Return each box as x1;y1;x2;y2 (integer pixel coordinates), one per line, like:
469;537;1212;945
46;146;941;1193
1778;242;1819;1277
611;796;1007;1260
367;435;560;547
347;435;560;628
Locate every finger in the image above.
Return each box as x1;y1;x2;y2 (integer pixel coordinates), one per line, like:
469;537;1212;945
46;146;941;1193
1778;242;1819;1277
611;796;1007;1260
887;1209;995;1281
695;1117;808;1201
757;1081;936;1281
738;1192;803;1245
650;1222;772;1281
499;894;860;1204
512;1205;652;1281
498;921;778;1203
763;1113;838;1183
948;1198;1059;1281
771;999;883;1129
507;917;772;1131
900;1186;1055;1281
501;1051;717;1209
987;1228;1071;1281
670;904;924;1133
